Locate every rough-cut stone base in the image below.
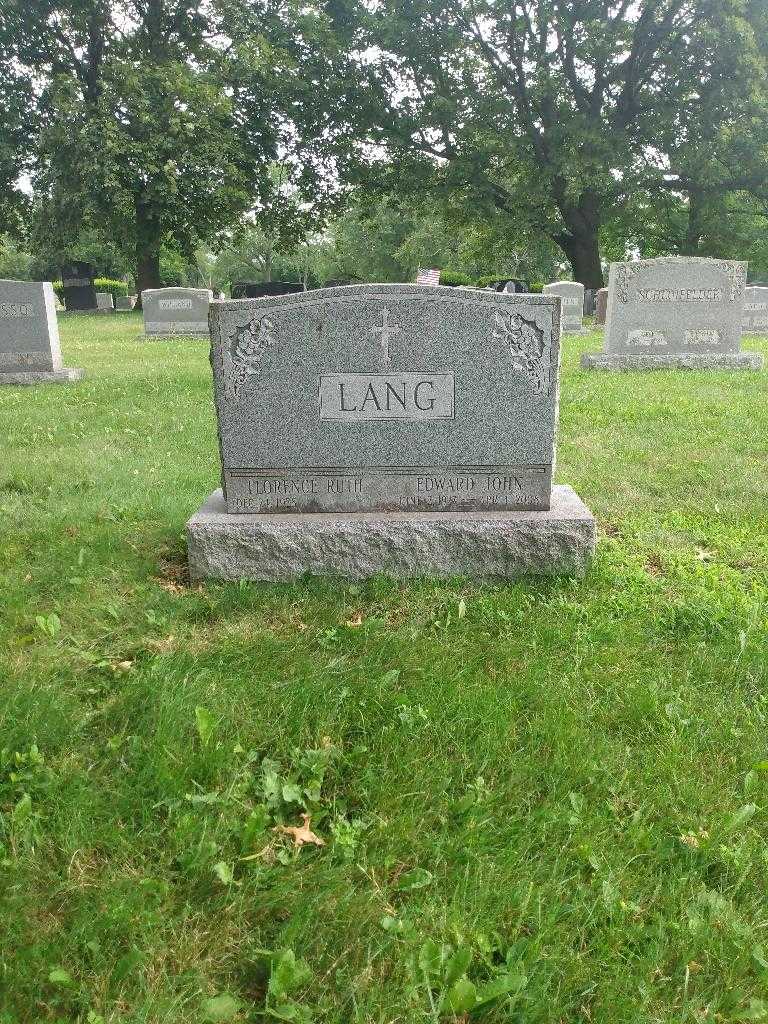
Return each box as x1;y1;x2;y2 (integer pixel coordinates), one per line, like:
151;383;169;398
581;351;763;370
0;367;85;385
186;485;595;581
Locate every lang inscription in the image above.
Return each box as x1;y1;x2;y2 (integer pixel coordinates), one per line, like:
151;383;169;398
209;285;562;513
319;373;455;421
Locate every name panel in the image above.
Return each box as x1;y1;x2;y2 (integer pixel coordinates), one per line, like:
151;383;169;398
226;465;550;514
319;372;455;421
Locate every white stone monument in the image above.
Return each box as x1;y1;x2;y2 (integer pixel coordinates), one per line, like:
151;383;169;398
543;281;586;334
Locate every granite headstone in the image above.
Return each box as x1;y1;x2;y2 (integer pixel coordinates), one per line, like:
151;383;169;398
594;288;608;325
141;287;213;337
0;280;84;384
61;261;97;311
582;257;762;369
742;286;768;333
186;284;595;580
115;295;136;311
96;292;114;313
543;281;586;334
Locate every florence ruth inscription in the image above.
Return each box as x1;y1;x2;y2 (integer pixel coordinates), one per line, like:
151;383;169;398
209;285;562;514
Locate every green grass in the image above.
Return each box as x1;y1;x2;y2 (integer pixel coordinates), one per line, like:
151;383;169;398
1;311;768;1023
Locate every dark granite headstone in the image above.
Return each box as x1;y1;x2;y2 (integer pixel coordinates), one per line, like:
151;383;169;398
497;279;530;293
60;262;97;311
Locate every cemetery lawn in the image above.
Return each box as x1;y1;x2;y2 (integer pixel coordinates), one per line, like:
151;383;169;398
2;312;768;1024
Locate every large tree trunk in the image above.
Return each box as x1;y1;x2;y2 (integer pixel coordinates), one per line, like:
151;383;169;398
135;250;161;303
681;188;704;256
551;188;605;288
134;197;162;307
556;229;605;288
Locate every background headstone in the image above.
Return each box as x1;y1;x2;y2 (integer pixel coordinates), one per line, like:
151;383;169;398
231;281;304;299
582;257;762;369
742;286;768;333
141;287;213;337
583;289;597;316
499;279;530;293
96;292;114;312
60;261;97;311
188;284;594;579
115;295;136;311
595;288;608;325
0;279;84;384
543;281;586;334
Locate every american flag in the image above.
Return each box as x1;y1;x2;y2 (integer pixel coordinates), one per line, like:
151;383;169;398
415;268;441;286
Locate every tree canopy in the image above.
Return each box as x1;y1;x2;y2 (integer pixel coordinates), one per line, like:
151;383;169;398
339;0;768;285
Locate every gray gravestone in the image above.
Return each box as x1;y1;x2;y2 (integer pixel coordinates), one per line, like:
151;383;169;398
186;284;595;580
543;281;586;334
141;287;212;337
0;280;84;384
742;286;768;333
96;292;114;313
582;257;762;369
115;295;136;311
583;289;597;316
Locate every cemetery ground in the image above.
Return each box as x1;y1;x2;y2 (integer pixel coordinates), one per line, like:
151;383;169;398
1;313;768;1024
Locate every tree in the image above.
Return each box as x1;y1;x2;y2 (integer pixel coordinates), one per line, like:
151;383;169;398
3;0;353;294
0;53;33;235
345;0;768;286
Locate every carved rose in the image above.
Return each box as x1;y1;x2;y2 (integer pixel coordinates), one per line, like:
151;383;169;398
494;311;550;393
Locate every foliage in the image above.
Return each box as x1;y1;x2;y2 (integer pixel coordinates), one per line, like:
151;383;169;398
3;0;356;292
438;270;473;287
0;234;33;280
51;278;129;304
344;0;768;285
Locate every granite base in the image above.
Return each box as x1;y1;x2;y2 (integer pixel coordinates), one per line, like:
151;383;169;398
0;368;85;385
581;351;763;370
186;485;596;582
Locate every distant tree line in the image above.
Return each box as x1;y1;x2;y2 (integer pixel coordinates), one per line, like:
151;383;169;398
1;0;767;289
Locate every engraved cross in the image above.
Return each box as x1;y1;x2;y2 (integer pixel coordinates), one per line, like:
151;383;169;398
370;307;400;367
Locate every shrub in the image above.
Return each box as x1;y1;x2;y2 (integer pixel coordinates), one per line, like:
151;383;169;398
529;281;544;293
51;278;130;304
475;275;506;289
439;270;474;287
95;278;130;299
